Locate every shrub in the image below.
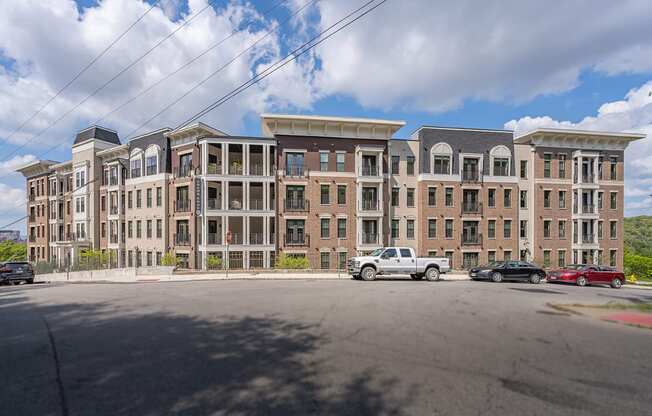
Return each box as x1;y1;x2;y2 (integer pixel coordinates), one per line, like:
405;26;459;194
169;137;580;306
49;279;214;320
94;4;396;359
623;252;652;281
160;252;178;267
275;253;309;269
207;255;223;270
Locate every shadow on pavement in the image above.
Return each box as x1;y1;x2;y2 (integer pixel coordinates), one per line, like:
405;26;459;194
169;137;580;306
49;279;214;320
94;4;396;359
0;290;413;416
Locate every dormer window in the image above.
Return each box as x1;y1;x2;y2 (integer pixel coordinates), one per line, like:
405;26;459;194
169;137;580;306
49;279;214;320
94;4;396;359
146;155;157;175
493;158;509;176
430;142;453;175
130;148;144;178
490;145;511;176
130;158;141;178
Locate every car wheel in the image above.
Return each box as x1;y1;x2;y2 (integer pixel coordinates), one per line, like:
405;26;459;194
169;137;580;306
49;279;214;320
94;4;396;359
425;267;440;281
491;272;503;283
610;278;622;289
576;276;587;287
26;278;34;285
360;266;376;281
529;273;541;284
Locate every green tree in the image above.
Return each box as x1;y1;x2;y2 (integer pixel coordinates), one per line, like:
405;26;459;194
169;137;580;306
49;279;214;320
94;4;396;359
0;241;27;262
275;253;309;269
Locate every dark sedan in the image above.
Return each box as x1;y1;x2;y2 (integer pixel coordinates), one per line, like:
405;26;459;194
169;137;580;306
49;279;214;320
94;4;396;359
0;262;34;285
469;261;546;284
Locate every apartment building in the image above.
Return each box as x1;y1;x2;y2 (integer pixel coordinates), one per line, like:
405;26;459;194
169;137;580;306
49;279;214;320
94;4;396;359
18;114;643;271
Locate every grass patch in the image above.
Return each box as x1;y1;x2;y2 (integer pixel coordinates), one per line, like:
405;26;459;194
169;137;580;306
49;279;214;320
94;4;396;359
551;302;652;314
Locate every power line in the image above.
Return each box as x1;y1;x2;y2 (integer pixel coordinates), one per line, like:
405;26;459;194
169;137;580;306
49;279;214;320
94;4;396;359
0;0;219;163
0;1;160;147
175;0;387;130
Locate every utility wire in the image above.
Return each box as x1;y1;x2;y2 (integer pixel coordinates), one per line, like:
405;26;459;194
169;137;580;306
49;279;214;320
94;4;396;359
1;0;219;163
0;1;160;147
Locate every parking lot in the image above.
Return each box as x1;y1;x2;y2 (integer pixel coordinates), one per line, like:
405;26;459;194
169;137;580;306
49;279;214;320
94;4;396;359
1;279;651;415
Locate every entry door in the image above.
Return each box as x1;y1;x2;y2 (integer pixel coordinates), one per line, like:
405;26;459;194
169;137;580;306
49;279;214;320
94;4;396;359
379;248;399;274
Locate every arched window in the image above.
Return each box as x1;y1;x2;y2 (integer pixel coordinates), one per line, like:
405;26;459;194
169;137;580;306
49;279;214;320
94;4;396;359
145;145;160;176
130;148;143;178
490;145;511;176
430;142;453;175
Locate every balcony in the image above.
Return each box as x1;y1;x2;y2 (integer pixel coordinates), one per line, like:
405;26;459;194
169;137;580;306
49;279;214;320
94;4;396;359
228;233;243;245
249;233;264;245
581;235;596;244
175;233;191;246
361;233;378;245
228;163;243;175
207;233;222;245
359;166;379;176
582;204;596;214
207;198;222;210
461;170;481;183
249;199;264;210
285;233;309;246
361;199;379;211
461;233;483;246
461;202;483;215
29;194;36;202
28;215;36;222
249;164;264;176
206;163;222;175
28;235;36;242
110;206;119;215
284;198;309;212
175;199;191;213
174;166;194;178
109;176;119;186
285;164;307;177
110;235;118;244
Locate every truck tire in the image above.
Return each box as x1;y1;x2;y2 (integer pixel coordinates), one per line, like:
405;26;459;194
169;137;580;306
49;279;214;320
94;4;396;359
425;267;440;281
410;274;423;280
360;266;377;281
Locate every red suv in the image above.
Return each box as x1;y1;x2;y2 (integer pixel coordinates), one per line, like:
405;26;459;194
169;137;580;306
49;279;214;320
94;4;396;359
547;264;624;289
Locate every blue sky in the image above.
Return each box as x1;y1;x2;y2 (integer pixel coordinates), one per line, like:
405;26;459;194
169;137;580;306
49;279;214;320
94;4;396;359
1;0;651;233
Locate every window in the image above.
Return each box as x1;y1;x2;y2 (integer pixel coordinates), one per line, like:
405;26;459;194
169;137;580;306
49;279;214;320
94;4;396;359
156;219;162;239
146;251;152;267
520;220;527;238
156;252;162;266
391;155;400;174
488;220;496;239
598;192;603;209
146;220;152;239
558;190;566;209
445;188;453;207
336;153;345;172
610;156;618;180
127;221;133;238
445;251;454;267
504;250;512;261
337;185;346;205
543;250;551;268
503;188;512;208
543;190;551;208
337;218;346;239
610;192;617;209
101;222;106;238
128;191;133;209
597;250;603;265
543;220;551;238
320;152;328;172
320;252;330;269
128;251;133;267
558;250;566;268
391;187;399;207
427;250;438;257
504;220;512;239
610;250;617;267
610;221;617;239
543;153;551;178
320;185;330;205
488;189;496;208
130;157;141;178
598;221;603;239
428;187;436;206
433;155;450;175
486;250;496;263
391;219;399;238
179;153;193;177
146;188;152;208
493;158;509;176
101;195;106;211
558;221;566;239
136;190;142;208
406;188;415;207
146;155;157;175
406;156;415;175
520;191;527;209
558;154;566;178
338;252;347;270
520;160;527;178
428;219;437;238
406;220;415;239
320;218;330;239
156;187;162;207
136;221;142;238
445;219;453;239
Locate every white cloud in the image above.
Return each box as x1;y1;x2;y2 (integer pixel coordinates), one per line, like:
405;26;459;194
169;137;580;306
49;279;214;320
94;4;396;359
0;183;27;214
0;155;37;176
505;81;652;217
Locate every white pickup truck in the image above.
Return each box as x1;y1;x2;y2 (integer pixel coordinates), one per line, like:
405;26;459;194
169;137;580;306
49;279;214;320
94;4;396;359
347;247;451;281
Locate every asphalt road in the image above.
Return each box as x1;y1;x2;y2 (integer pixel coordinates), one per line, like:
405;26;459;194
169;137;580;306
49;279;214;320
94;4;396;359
1;278;651;416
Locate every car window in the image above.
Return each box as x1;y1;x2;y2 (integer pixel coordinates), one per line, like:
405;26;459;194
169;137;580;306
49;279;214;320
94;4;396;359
5;263;29;271
519;262;533;268
399;248;412;258
507;261;520;268
383;249;397;258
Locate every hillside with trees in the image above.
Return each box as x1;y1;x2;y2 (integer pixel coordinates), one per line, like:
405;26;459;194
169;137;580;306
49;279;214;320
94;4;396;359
624;216;652;281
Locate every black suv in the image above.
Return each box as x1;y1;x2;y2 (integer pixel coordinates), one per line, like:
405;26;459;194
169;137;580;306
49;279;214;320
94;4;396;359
0;262;35;285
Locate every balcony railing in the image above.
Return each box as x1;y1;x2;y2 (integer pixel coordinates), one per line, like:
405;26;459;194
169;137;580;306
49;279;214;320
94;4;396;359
361;199;379;211
249;164;264;176
207;233;222;245
207;198;222;210
582;204;596;214
28;235;36;242
361;233;378;245
249;199;264;210
175;199;191;212
581;235;596;244
229;233;243;245
206;163;222;175
461;170;481;183
28;215;36;222
109;177;119;186
110;206;119;215
228;199;243;210
461;233;483;246
285;164;307;177
228;163;243;175
249;233;264;245
174;165;194;178
29;194;36;202
360;166;379;176
284;198;309;211
110;235;118;244
285;233;309;246
461;201;482;215
175;233;191;246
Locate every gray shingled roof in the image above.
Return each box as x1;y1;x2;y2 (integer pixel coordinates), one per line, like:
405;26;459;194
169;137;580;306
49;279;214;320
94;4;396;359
74;126;120;145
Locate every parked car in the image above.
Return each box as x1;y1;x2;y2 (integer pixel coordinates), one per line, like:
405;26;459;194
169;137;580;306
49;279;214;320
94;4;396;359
348;247;451;281
0;262;34;285
469;261;546;284
547;264;624;288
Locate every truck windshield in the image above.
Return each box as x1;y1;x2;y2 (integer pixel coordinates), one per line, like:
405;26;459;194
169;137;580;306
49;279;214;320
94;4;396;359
369;248;384;256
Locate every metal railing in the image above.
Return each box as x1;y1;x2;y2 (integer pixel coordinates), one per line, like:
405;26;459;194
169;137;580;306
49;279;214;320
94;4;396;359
285;198;309;211
249;164;264;176
28;235;36;242
461;201;482;215
29;194;36;202
175;233;191;246
461;233;483;245
207;233;222;245
361;233;378;244
207;198;221;210
110;206;119;215
582;204;595;214
361;199;379;211
581;235;595;244
228;163;243;175
174;165;194;178
110;235;118;244
175;199;191;212
206;163;222;175
28;215;36;222
249;233;264;244
285;233;309;246
249;199;264;210
461;169;481;183
360;166;379;176
285;164;307;177
228;199;243;210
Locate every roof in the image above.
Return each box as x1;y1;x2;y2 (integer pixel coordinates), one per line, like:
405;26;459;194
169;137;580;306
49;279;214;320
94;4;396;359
73;126;120;146
14;160;58;178
514;127;646;144
261;113;405;140
411;125;512;139
167;122;227;140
